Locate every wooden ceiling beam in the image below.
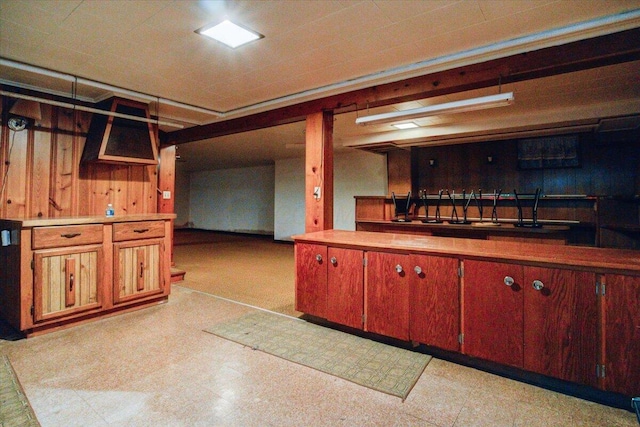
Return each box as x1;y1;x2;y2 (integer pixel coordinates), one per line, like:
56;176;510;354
163;27;640;146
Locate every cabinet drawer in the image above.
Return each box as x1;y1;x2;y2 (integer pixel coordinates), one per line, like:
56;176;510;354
32;224;103;249
113;221;165;241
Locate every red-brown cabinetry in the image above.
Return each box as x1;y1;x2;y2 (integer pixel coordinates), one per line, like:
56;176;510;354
409;254;460;351
327;247;364;329
295;243;364;328
365;251;410;340
602;274;640;396
295;243;327;318
293;230;640;400
463;260;524;367
463;260;598;386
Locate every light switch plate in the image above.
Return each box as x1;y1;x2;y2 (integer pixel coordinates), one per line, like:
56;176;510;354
162;191;171;200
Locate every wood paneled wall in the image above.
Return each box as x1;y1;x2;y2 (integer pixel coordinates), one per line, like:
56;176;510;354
411;131;640;197
1;96;158;219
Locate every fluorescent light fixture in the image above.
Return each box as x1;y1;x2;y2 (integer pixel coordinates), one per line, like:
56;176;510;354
356;92;514;126
197;20;263;48
392;122;419;130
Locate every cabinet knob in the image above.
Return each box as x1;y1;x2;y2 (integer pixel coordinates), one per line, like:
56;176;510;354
532;280;544;291
315;254;323;263
395;264;403;274
414;266;422;275
330;257;337;265
504;276;515;286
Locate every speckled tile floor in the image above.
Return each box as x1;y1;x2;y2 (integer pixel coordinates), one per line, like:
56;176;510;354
0;285;637;427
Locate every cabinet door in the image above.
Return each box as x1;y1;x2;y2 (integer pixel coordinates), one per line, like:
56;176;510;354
523;267;597;386
295;243;327;318
409;254;460;351
34;245;103;322
463;260;524;367
366;251;410;340
603;274;640;396
327;247;363;329
114;240;164;304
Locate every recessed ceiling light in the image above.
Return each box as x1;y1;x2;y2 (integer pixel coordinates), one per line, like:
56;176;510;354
197;20;263;48
392;122;420;130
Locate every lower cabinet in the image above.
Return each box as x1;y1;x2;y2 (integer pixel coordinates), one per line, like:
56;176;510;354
294;243;364;327
113;239;164;304
463;260;524;367
523;267;597;387
409;254;460;351
365;251;410;340
33;245;103;322
603;274;640;396
295;243;328;318
463;260;598;386
326;247;364;329
293;233;640;400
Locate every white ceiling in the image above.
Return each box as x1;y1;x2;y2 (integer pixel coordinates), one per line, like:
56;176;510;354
1;0;639;171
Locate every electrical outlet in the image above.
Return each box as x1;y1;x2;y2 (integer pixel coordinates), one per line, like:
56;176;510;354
313;187;321;200
162;191;171;200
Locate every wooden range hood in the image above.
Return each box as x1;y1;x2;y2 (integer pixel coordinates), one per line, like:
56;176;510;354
81;97;159;165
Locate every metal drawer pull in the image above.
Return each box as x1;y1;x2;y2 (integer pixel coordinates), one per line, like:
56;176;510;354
504;276;514;286
133;228;150;233
395;264;403;273
61;233;81;238
315;254;322;262
414;266;422;275
330;257;337;265
532;280;544;291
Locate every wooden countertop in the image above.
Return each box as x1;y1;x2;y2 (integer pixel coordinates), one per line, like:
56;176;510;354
293;230;640;275
1;213;176;228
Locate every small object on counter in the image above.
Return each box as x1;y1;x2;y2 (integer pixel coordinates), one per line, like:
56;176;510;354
105;203;114;217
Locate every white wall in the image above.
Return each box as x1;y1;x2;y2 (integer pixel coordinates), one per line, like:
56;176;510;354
274;157;306;240
274;150;387;241
182;151;387;240
189;165;275;234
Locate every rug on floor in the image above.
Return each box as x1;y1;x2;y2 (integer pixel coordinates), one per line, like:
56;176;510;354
0;355;40;427
204;310;431;400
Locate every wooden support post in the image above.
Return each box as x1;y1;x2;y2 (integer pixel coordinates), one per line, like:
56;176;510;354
158;145;176;263
305;111;333;233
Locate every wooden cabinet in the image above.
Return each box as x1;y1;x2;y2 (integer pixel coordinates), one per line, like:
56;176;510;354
113;240;164;304
295;243;327;318
293;230;640;401
409;254;460;351
523;267;597;387
463;260;524;367
602;274;640;396
463;260;598;385
0;214;173;336
294;243;364;328
112;220;166;304
326;247;363;329
365;251;410;340
33;245;103;322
